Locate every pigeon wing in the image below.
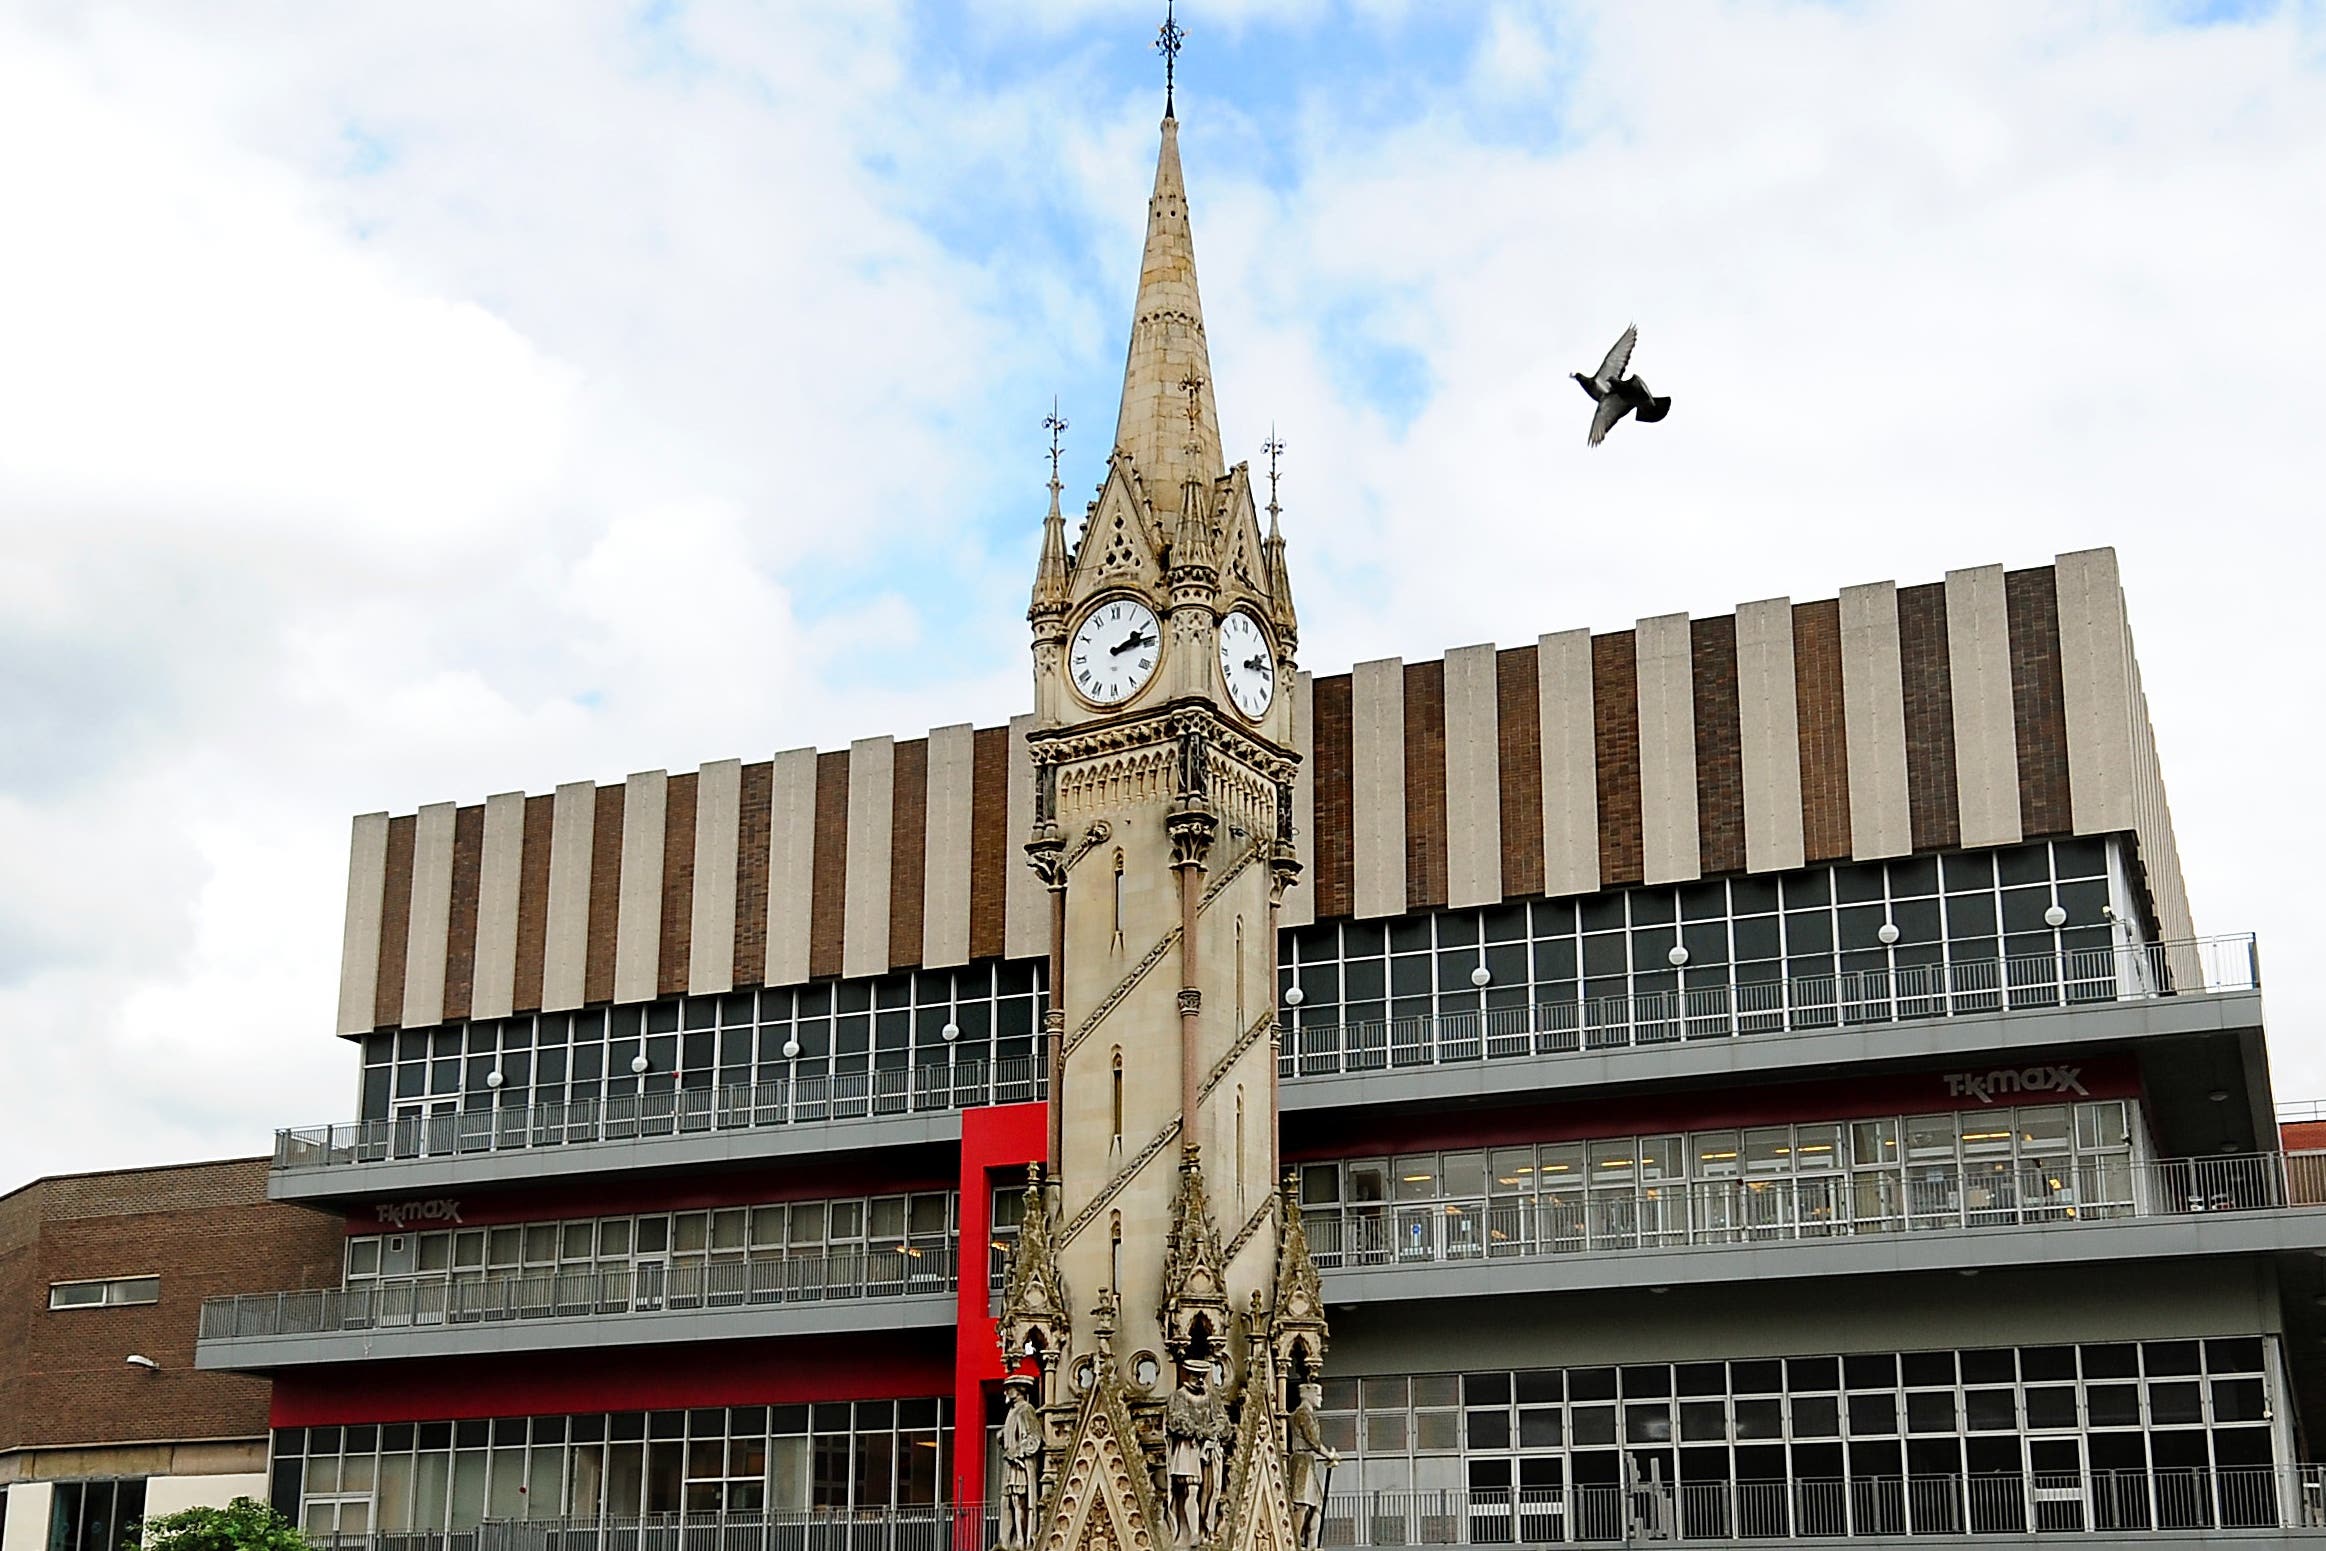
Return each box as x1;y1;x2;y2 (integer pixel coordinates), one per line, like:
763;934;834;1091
1635;395;1672;424
1587;392;1629;446
1593;326;1637;389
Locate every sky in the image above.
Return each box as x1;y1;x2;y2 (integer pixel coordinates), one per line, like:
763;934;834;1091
1;0;2322;1189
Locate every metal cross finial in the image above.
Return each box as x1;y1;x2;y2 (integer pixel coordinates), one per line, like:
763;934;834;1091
1263;428;1285;520
1043;398;1069;486
1156;0;1185;118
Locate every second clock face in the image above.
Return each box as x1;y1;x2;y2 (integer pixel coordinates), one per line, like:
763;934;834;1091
1069;598;1162;705
1218;608;1276;718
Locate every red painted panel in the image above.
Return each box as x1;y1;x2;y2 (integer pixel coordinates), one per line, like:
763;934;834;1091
954;1102;1046;1512
341;1156;959;1235
1283;1055;2142;1161
270;1331;952;1426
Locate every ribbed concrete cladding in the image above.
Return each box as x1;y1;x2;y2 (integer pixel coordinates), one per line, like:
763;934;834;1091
337;551;2192;1035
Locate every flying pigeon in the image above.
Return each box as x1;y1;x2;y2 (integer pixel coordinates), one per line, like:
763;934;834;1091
1572;325;1672;446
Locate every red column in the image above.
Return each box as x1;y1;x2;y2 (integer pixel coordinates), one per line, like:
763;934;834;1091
955;1102;1047;1515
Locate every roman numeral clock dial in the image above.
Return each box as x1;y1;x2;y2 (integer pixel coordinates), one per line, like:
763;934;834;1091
1217;607;1275;718
1068;598;1162;706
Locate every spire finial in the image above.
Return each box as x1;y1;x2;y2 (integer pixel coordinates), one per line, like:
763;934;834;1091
1178;369;1205;460
1043;398;1069;489
1263;427;1285;527
1156;0;1185;119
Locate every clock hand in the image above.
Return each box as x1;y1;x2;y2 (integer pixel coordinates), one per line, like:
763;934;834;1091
1243;655;1269;674
1110;629;1156;657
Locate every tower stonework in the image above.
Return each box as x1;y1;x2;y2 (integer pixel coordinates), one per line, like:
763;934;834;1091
1002;98;1324;1551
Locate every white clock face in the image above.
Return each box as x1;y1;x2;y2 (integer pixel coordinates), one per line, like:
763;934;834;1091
1218;609;1275;718
1069;598;1162;706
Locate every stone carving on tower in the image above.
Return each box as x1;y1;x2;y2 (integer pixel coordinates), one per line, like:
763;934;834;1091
996;13;1326;1551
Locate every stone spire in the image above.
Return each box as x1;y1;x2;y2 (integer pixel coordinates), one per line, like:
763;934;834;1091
1030;470;1072;622
1113;112;1223;504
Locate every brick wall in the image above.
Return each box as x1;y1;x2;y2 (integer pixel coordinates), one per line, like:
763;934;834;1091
0;1160;341;1453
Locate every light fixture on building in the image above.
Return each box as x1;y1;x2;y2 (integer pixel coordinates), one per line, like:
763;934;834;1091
2221;1141;2242;1154
2044;904;2068;928
485;1070;504;1090
781;1040;801;1061
630;1053;650;1075
125;1354;158;1371
1284;985;1305;1008
1878;922;1900;946
2209;1089;2230;1103
1471;965;1491;987
942;1022;960;1043
1667;945;1689;967
1957;1268;1980;1278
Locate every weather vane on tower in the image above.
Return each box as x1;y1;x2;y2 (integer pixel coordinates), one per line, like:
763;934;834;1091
1044;398;1069;488
1156;0;1185;118
1263;428;1285;521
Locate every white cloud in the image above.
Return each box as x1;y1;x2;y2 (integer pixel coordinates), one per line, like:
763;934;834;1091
0;0;2321;1188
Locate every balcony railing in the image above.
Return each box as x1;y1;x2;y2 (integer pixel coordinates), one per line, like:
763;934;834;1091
197;1246;956;1344
1279;934;2258;1078
274;1058;1045;1174
1301;1152;2326;1271
299;1466;2326;1551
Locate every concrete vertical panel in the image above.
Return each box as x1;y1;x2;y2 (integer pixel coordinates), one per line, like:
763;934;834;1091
2053;548;2139;836
1839;581;1913;858
688;760;742;995
1441;644;1503;909
541;782;597;1012
922;724;976;968
1537;630;1600;898
842;736;897;979
336;813;391;1035
399;802;458;1029
1005;715;1045;960
470;792;526;1020
1945;565;2023;848
1634;614;1701;885
613;772;668;1005
765;749;819;986
3;1484;55;1551
1734;598;1806;874
1281;672;1317;929
1350;657;1408;919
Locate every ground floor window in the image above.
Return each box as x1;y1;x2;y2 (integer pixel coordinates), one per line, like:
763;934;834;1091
48;1480;145;1551
274;1401;949;1532
1319;1337;2285;1539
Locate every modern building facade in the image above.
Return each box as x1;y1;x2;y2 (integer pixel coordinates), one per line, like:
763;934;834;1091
193;81;2326;1551
1;1159;342;1551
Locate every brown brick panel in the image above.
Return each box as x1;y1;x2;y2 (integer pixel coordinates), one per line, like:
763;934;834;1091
513;795;555;1013
372;815;416;1028
1496;645;1545;898
1592;632;1643;887
440;805;485;1023
584;786;626;1007
1897;582;1962;853
1310;673;1355;920
1792;600;1852;863
1402;659;1449;912
2005;565;2073;838
889;738;929;970
1692;616;1746;876
658;772;698;997
1;1160;342;1453
808;752;851;981
732;762;773;989
969;728;1012;961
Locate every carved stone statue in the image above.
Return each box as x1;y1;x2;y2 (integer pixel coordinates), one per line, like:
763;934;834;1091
1286;1381;1338;1549
1000;1372;1044;1549
1163;1361;1231;1546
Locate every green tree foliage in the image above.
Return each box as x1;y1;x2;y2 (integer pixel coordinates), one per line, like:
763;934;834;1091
139;1498;314;1551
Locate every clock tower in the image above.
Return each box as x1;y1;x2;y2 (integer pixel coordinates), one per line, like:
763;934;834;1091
999;58;1328;1551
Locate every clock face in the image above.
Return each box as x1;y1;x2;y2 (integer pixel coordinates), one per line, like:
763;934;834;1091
1217;609;1275;718
1068;598;1163;706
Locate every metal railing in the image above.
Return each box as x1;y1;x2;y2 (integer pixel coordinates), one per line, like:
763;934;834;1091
2282;1098;2326;1125
298;1466;2326;1551
198;1246;957;1343
1280;935;2258;1078
274;1058;1045;1173
1301;1152;2326;1270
